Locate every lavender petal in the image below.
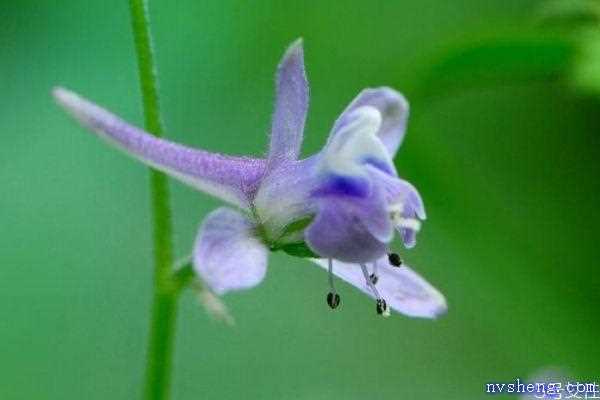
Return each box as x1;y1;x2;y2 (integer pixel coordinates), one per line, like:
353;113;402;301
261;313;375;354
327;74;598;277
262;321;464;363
312;257;447;318
312;173;393;243
330;87;409;157
53;87;266;208
193;207;268;295
305;197;389;263
267;39;309;170
367;165;426;220
253;156;320;241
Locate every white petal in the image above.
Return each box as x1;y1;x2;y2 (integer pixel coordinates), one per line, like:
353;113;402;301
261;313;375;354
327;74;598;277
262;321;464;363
322;106;392;177
311;256;447;318
330;87;409;157
193;207;268;295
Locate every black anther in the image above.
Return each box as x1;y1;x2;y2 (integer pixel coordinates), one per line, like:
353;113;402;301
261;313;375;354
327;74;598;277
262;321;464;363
376;299;388;315
388;253;403;267
327;292;341;309
369;273;379;285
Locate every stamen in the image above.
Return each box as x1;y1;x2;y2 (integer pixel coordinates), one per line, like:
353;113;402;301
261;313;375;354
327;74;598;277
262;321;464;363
369;261;379;284
376;299;390;317
388;253;403;267
394;217;421;231
361;264;389;317
327;292;340;309
360;264;381;299
369;273;378;285
389;203;421;232
326;258;340;309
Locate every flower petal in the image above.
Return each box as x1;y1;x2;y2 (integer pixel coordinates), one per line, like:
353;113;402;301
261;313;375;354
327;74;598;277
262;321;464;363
267;39;309;169
367;165;426;248
322;106;391;177
253;156;320;241
312;173;393;243
367;165;426;220
53;87;266;209
330;87;409;157
305;196;389;263
193;207;268;295
312;257;447;318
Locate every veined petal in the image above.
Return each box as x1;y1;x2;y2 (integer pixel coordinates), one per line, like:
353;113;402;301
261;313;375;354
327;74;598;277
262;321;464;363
312;257;447;318
267;39;309;169
193;207;268;295
330;87;409;157
53;87;266;208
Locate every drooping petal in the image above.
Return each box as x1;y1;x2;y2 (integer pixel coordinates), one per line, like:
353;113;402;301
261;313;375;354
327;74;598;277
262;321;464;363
193;207;268;295
267;39;309;169
312;257;447;318
330;87;409;157
53;87;266;208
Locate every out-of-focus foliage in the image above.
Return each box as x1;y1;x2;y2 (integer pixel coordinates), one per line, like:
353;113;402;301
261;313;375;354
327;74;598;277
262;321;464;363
572;28;600;94
413;33;572;99
537;0;600;28
536;0;600;94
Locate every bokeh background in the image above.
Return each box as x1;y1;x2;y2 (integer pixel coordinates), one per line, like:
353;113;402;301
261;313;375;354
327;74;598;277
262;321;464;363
1;0;599;399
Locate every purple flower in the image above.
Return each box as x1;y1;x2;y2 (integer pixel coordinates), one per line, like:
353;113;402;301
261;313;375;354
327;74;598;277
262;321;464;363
53;39;446;318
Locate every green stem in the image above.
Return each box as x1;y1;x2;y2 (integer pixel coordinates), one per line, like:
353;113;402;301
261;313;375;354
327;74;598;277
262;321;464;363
173;260;195;293
128;1;178;399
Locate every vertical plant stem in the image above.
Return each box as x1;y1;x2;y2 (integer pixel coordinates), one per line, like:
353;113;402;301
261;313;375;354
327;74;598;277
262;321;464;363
129;1;177;399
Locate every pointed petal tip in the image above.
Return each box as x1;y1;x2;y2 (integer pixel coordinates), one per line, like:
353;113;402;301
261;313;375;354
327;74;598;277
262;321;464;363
310;258;447;319
280;38;305;65
431;300;448;319
52;86;75;107
268;37;309;167
416;288;448;319
52;86;85;108
397;266;448;319
51;86;92;125
288;37;304;51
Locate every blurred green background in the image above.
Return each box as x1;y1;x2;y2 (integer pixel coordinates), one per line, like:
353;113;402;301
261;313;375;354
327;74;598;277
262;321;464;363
1;0;599;399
